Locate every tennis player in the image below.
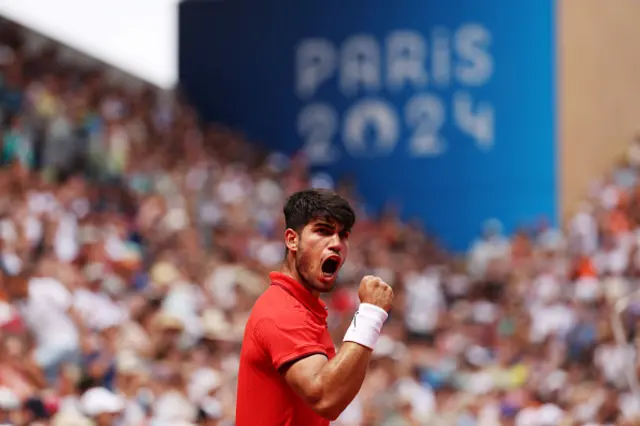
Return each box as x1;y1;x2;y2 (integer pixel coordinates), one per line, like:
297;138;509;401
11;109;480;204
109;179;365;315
236;188;393;425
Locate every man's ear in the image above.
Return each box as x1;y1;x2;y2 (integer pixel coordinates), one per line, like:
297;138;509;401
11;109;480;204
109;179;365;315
284;228;299;252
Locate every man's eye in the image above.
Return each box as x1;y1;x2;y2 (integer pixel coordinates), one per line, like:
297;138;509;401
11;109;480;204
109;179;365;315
318;228;332;235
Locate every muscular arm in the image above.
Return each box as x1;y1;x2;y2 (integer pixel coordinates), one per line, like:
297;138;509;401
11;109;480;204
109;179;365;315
282;342;372;420
256;291;390;421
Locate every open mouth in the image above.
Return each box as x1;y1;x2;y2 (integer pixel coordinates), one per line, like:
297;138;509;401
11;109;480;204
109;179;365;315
321;256;340;277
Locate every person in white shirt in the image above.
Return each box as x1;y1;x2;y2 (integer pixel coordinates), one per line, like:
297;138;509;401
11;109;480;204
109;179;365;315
73;263;126;331
404;269;444;342
568;205;598;255
6;271;80;383
529;301;576;344
468;219;511;279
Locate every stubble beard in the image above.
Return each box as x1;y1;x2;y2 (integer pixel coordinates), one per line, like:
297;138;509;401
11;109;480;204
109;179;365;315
295;245;328;293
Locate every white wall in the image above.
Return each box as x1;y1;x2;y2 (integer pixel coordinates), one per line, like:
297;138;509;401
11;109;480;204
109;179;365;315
0;0;178;89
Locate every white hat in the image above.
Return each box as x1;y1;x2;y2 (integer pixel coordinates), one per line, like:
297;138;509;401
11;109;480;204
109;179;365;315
465;345;492;367
201;397;223;420
372;335;396;359
0;387;19;410
188;368;222;403
155;311;185;332
51;409;95;426
153;391;197;422
116;351;145;375
537;403;564;425
515;407;539;426
201;309;241;342
81;387;124;417
150;261;181;288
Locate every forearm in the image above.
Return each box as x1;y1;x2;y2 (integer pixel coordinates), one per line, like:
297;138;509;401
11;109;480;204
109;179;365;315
305;303;388;419
311;342;372;419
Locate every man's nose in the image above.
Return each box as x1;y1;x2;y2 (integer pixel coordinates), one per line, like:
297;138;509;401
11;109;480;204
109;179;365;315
328;234;343;253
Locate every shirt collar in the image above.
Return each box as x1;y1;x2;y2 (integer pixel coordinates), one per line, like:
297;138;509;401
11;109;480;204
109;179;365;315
269;272;328;319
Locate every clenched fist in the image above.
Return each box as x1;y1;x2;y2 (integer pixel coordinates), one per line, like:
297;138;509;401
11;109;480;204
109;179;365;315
358;275;394;312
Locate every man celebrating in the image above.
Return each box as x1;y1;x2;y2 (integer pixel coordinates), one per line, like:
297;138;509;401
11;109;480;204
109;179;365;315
236;188;394;425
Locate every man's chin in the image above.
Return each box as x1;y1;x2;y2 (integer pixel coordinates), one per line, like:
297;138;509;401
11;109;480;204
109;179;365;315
315;276;337;292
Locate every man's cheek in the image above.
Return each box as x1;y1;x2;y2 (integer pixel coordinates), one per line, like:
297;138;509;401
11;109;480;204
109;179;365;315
297;250;314;275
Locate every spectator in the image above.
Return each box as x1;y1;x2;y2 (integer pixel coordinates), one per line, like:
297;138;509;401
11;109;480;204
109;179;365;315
2;16;640;426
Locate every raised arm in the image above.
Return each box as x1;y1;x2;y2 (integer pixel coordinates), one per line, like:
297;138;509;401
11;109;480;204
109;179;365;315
258;276;393;420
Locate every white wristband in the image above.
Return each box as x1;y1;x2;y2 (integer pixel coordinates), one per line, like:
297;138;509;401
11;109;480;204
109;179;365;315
343;303;388;350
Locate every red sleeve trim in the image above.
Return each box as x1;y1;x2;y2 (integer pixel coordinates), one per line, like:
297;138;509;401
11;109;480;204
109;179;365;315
273;344;328;370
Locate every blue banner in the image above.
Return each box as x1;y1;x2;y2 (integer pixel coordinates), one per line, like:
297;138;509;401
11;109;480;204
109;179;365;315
179;0;556;251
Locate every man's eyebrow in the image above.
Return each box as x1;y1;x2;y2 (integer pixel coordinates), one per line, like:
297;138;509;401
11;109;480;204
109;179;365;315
315;221;351;234
314;221;335;228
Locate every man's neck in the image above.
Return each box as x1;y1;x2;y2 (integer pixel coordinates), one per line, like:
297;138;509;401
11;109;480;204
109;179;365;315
279;258;320;298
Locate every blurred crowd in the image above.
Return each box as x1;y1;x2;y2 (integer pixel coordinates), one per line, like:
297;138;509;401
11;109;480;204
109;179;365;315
1;17;640;426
